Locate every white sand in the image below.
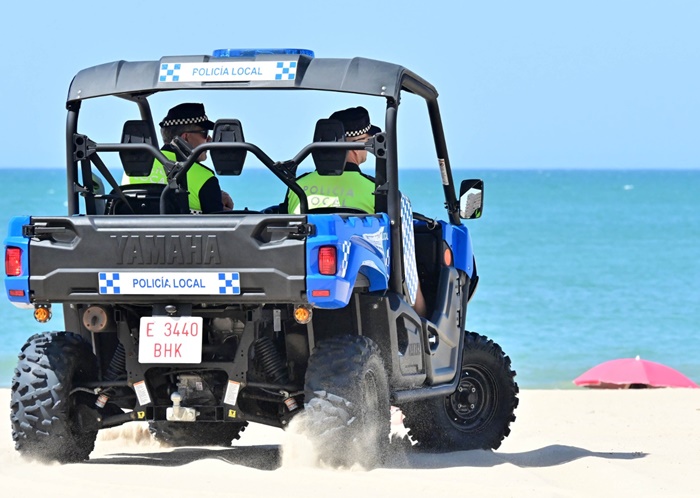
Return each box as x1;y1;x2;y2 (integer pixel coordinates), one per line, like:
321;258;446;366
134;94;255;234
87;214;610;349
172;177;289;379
1;388;699;497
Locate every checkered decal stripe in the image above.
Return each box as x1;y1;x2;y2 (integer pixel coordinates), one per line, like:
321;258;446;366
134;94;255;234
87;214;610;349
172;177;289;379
99;272;121;294
159;63;181;82
401;194;418;306
339;241;351;278
275;61;297;80
218;272;241;294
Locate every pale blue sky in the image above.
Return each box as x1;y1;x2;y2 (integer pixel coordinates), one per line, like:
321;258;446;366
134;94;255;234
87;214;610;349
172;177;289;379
1;0;698;170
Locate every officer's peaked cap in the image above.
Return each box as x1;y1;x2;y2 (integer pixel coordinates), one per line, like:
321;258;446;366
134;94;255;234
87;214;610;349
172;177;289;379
329;106;381;138
159;103;215;129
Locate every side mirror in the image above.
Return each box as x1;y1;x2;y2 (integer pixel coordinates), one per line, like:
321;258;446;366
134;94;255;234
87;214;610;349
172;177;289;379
459;179;484;219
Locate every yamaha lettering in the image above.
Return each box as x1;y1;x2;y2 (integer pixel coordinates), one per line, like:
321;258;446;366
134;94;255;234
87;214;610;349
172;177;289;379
112;234;221;265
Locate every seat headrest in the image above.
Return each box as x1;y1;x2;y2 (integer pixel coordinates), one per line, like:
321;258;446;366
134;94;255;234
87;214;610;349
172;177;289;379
312;119;347;176
210;119;247;175
120;120;156;177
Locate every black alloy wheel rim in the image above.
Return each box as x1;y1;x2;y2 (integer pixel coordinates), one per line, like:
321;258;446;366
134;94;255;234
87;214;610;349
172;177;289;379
445;366;497;430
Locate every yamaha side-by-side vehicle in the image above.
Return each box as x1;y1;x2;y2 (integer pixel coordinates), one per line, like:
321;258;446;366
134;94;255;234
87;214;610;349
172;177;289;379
3;49;518;466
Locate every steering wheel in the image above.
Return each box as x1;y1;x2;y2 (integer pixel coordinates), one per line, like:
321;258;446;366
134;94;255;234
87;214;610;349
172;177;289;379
261;204;282;214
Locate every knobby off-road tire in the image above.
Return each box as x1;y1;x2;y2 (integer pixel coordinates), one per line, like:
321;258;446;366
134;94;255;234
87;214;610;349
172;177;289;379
149;421;248;447
302;335;391;468
11;331;99;463
402;331;519;451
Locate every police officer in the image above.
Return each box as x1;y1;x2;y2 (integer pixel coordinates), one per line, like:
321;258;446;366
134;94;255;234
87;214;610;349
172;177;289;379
285;106;378;215
286;106;428;317
122;103;233;213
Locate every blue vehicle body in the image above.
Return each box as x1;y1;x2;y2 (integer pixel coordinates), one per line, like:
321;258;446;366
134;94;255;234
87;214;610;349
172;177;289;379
5;213;476;310
306;213;391;308
3;49;519;466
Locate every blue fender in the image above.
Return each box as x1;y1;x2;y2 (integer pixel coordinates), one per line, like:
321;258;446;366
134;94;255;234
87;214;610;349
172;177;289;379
306;213;390;308
439;221;475;278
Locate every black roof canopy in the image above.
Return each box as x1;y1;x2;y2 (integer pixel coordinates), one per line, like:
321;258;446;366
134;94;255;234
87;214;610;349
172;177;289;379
66;54;439;104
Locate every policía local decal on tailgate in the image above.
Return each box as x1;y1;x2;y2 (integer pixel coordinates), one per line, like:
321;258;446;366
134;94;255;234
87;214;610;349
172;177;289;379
99;272;240;295
159;61;298;83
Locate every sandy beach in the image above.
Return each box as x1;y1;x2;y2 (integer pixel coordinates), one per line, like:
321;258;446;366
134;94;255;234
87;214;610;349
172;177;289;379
1;388;699;497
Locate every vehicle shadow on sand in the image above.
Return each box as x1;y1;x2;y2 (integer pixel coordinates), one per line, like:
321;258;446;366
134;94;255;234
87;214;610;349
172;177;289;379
86;445;281;470
385;443;647;469
86;440;646;471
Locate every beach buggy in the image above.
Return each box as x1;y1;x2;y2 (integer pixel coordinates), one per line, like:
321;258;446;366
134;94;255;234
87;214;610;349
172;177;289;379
4;48;518;466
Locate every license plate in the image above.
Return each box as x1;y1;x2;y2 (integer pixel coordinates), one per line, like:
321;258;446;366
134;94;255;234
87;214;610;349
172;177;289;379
138;316;203;364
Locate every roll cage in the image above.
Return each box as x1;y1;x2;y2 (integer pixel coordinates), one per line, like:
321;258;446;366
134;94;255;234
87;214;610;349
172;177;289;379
65;52;463;296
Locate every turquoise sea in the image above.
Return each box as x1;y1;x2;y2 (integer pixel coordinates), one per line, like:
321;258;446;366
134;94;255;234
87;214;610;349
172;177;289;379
1;168;698;388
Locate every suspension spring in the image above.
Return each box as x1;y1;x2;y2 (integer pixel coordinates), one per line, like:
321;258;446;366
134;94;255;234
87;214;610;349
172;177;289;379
255;336;289;384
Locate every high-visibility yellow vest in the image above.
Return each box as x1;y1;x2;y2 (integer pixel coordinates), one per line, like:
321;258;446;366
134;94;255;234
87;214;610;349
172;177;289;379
286;169;375;214
121;150;215;213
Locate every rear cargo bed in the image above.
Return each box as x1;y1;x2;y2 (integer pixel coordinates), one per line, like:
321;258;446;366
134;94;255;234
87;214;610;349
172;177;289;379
25;214;308;304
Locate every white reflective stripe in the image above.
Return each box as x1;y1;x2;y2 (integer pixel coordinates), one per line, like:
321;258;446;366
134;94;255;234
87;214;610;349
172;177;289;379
401;193;418;306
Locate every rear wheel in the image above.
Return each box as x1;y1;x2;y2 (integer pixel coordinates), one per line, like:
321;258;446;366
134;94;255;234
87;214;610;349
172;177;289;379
402;331;518;450
149;421;248;447
302;335;391;468
11;331;99;463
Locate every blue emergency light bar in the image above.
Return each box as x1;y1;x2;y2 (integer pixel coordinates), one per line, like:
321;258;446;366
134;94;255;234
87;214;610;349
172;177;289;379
212;48;315;58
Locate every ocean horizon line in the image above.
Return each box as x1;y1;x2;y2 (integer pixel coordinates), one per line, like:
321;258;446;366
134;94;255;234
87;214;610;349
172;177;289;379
1;165;699;172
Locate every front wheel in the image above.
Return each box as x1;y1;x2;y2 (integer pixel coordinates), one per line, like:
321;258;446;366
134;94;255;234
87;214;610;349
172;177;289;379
11;331;99;463
402;331;518;450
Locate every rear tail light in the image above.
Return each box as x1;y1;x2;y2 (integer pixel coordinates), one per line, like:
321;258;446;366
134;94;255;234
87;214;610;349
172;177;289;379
5;247;22;276
318;246;337;275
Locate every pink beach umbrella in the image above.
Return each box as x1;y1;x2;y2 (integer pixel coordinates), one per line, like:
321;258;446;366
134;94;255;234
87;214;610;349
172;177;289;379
573;356;699;389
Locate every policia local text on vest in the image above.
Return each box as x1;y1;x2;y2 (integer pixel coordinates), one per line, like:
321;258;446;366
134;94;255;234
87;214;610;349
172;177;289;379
286;162;375;214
